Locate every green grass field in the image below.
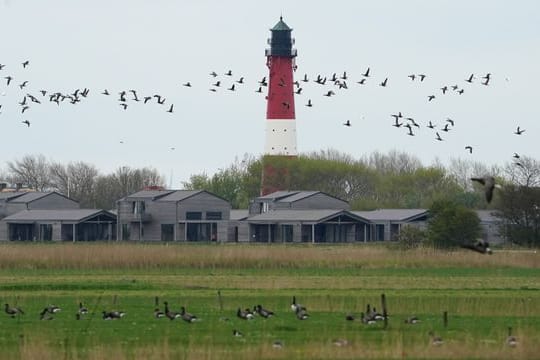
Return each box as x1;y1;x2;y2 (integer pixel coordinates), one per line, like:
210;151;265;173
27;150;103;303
0;243;538;359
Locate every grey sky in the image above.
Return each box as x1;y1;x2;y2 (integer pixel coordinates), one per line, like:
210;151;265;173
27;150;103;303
0;0;538;187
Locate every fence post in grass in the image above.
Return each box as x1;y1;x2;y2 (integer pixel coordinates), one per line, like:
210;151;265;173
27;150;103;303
381;293;388;329
217;290;223;312
443;311;448;328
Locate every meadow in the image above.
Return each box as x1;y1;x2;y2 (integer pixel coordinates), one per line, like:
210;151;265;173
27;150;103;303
0;243;538;359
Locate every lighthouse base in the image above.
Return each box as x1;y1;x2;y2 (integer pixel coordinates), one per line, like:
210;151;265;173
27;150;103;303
264;119;298;156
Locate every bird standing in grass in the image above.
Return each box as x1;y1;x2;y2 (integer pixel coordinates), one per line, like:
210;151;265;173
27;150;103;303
5;304;24;317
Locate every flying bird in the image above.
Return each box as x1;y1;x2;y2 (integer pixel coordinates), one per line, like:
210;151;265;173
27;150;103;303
379;78;388;87
435;132;443;141
446;118;455;126
167;104;174;113
428;95;435;101
514;126;525;135
228;84;236;91
343;120;351;127
22;120;31;127
225;70;232;76
22;60;29;68
418;74;426;81
4;76;13;86
306;99;313;107
362;67;370;77
471;176;499;203
465;146;473;154
427;121;436;129
183;82;192;87
465;73;474;83
357;78;366;85
209;71;218;77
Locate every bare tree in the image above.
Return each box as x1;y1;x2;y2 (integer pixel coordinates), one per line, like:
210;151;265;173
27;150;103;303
7;154;51;191
503;156;540;187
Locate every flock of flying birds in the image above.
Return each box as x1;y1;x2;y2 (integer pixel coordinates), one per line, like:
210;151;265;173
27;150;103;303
0;60;528;166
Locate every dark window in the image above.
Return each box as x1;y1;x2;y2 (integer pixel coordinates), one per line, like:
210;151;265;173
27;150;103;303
206;211;222;220
122;224;130;240
186;212;202;220
187;223;211;241
39;224;53;241
161;224;174;241
132;201;145;214
282;225;293;242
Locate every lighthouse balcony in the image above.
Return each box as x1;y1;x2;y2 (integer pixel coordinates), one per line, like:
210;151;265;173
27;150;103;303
265;48;297;57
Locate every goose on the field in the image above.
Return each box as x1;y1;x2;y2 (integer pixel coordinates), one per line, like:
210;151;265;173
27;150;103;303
78;302;88;315
180;306;198;323
237;307;255;320
5;304;24;317
254;304;274;318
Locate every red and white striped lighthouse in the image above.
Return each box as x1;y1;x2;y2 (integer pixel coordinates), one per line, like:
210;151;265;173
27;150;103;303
261;17;298;195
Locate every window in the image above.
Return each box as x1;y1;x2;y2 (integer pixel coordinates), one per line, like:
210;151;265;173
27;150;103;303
122;224;130;240
39;224;52;241
132;201;145;214
161;224;174;241
186;212;202;220
282;225;293;242
206;211;222;220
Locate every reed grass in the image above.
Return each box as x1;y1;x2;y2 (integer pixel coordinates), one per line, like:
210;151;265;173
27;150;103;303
0;242;537;270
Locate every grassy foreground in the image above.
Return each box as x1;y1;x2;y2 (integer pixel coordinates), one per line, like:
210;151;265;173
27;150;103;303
0;243;538;359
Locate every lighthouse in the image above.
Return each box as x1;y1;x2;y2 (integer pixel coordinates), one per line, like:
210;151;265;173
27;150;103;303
261;16;298;195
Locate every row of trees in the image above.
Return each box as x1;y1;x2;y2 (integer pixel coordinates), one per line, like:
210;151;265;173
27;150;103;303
2;150;539;246
1;155;165;210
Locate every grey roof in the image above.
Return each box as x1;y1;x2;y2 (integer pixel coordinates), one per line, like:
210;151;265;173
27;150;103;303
0;192;26;201
278;191;320;203
256;191;299;201
230;209;249;221
256;190;346;204
6;192;50;203
248;209;368;223
157;190;203;202
353;209;428;222
125;190;175;200
3;209;116;222
271;17;292;31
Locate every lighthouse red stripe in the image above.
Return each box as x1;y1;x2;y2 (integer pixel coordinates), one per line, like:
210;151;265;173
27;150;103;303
266;57;296;120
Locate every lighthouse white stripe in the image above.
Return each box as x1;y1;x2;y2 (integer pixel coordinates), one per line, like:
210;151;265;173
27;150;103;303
264;119;298;156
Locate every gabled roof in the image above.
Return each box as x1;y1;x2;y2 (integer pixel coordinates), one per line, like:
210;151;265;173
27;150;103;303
248;209;369;223
124;190;175;201
5;191;77;204
157;190;204;202
0;192;26;201
353;209;428;222
256;190;346;204
3;209;116;223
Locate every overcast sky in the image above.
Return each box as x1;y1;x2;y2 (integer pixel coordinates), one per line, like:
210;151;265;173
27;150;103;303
0;0;538;187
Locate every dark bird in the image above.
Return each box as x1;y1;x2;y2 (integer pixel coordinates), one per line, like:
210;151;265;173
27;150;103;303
225;70;232;76
514;126;525;135
295;307;309;320
180;306;198;323
441;86;448;94
435;132;443;141
4;76;13;86
408;74;416;81
457;89;465;95
291;296;306;313
392;118;402;128
295;87;303;94
19;81;28;89
482;77;490;86
119;103;128;110
451;85;459;91
228;84;235;91
442;124;451;132
237;307;254;320
406;126;415;136
129;90;139;101
323;90;335;97
46;305;62;314
506;327;518;347
461;238;492;254
357;78;366;85
515;162;524;168
163;301;181;320
282;102;290;109
40;90;47;96
212;80;221;87
21;106;30;114
428;95;436;101
418;74;426;81
40;308;54;320
302;74;309;82
446;118;455;126
102;310;125;320
5;303;24;317
255;87;262;93
22;60;29;68
183;82;192;87
343;120;351;127
0;63;5;70
465;146;473;154
209;71;218;77
143;96;152;103
427;121;436;129
465;73;474;83
167;104;174;113
362;67;370;77
154;308;165;318
471;176;499;203
102;89;110;95
513;153;520;159
379;78;388;87
483;73;492;80
306;99;313;107
236;77;244;84
78;302;88;315
259;76;267;85
254;304;274;318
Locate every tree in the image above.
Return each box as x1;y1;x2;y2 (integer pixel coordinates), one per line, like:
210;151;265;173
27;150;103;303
7;154;51;191
427;200;482;248
49;161;99;207
496;184;540;247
